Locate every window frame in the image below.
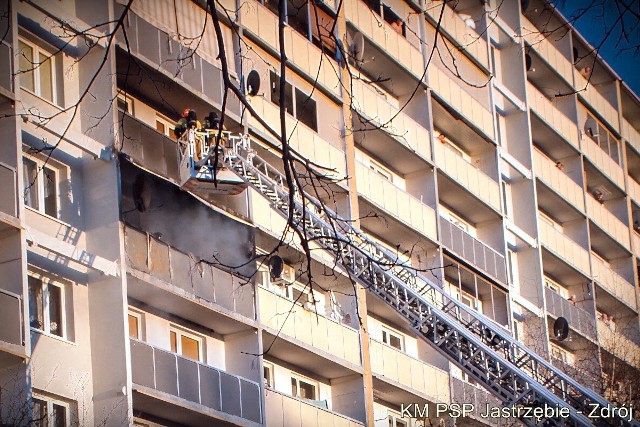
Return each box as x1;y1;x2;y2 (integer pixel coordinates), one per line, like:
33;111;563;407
387;409;409;427
28;274;67;340
127;310;143;340
116;92;134;115
369;159;393;182
381;324;405;352
32;393;71;427
22;154;60;219
290;373;318;401
169;325;205;362
263;361;274;389
18;36;59;106
155;113;177;139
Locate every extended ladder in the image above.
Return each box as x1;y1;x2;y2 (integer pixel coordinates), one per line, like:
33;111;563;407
219;137;637;427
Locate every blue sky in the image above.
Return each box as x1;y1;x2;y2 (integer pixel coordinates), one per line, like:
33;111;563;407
556;1;640;96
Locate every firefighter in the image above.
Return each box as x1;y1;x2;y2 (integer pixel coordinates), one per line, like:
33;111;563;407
174;108;201;138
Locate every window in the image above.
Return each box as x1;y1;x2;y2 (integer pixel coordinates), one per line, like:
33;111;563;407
501;181;512;218
448;211;470;232
155;114;177;139
270;71;294;115
116;92;134;115
286;283;312;305
387;409;408;427
29;275;65;338
128;311;142;340
369;160;393;182
23;156;58;218
263;362;274;388
169;326;203;362
295;88;318;131
18;37;59;105
381;326;404;351
290;375;317;400
32;395;70;427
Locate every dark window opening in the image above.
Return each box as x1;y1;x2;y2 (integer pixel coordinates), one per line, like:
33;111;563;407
295;88;318;131
270;71;294;115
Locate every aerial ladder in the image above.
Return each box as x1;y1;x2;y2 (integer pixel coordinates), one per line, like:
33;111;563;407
177;129;639;427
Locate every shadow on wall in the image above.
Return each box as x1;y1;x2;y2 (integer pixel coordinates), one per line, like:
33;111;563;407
119;157;255;278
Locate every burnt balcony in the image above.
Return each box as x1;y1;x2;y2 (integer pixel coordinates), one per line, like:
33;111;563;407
130;339;262;426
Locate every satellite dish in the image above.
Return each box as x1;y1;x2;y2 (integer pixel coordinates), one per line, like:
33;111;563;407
349;32;365;65
553;317;570;341
525;53;532;71
269;256;284;280
246;70;261;96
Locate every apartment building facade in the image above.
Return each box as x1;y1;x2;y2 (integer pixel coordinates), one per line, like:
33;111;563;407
0;0;638;426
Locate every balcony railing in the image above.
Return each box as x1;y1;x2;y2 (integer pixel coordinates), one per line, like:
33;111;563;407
521;17;573;86
575;73;619;132
434;142;501;212
597;320;640;367
544;287;596;341
0;289;22;348
533;149;584;212
258;287;361;366
0;39;12;94
538;220;590;276
124;226;256;319
527;82;579;148
0;162;18;219
581;135;625;189
450;377;501;425
355;162;438;241
344;0;424;78
590;256;637;310
628;177;640;207
241;1;339;92
351;79;431;160
622;117;640;153
369;338;451;403
585;197;630;251
424;5;488;69
633;232;640;260
439;217;507;284
428;65;495;140
265;389;364;427
130;339;262;424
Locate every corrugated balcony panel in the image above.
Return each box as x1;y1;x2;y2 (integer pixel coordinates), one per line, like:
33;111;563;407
521;17;573;86
533;149;585;212
130;339;262;424
450;377;501;425
368;339;451;403
575;73;619;132
544;287;596;341
591;256;637;310
355;163;437;241
258;287;361;366
424;4;488;70
0;290;23;348
633;232;640;260
528;83;579;148
597;320;640;367
585;197;630;251
439;217;507;284
622;118;640;153
265;389;364;427
538;220;590;276
0;162;18;220
434;142;501;211
627;177;640;207
428;66;495;140
351;80;431;160
0;40;12;95
582;136;625;190
345;0;424;78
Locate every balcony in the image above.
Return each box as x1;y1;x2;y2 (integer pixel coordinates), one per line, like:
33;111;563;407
0;289;24;361
344;0;423;78
428;65;494;140
544;287;596;341
582;135;625;189
355;162;437;242
521;17;573;86
450;377;501;426
258;287;361;366
248;97;346;179
622;118;640;153
433;142;500;212
130;339;262;426
439;217;507;284
591;256;636;310
597;320;640;367
0;161;19;228
124;226;256;331
241;1;340;92
533;149;584;212
369;339;450;404
351;79;431;161
424;4;488;70
628;177;640;207
585;197;630;251
265;389;363;427
538;220;590;276
527;82;579;148
575;73;619;132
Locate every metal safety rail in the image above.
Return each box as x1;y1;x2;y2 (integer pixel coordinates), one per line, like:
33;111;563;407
218;139;637;427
